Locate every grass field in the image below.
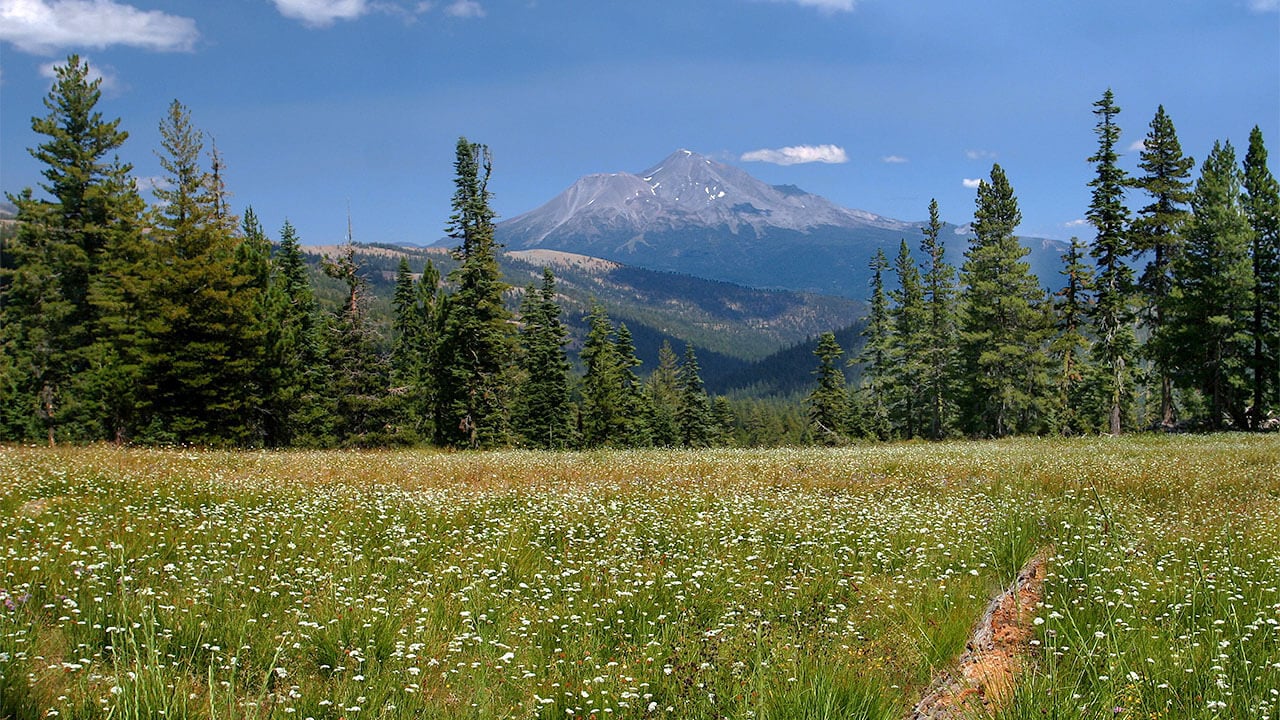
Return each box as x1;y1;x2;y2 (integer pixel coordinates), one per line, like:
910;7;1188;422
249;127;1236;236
0;436;1276;719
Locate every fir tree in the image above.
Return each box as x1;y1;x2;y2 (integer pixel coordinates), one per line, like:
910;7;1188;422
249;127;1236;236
613;323;653;447
1086;90;1137;435
889;239;927;438
856;249;893;439
264;220;329;446
580;304;629;447
807;331;848;445
644;340;682;447
1132;105;1195;427
513;268;575;449
1167;141;1254;429
141;100;261;445
676;343;715;448
435;138;513;448
711;396;737;447
323;239;395;447
1049;237;1096;434
919;199;957;440
957;164;1052;437
1242;127;1280;426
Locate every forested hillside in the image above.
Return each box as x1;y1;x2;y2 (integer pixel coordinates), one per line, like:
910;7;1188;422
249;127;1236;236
2;57;1277;449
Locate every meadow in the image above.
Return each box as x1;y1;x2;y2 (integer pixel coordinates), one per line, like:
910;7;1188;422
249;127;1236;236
0;436;1276;719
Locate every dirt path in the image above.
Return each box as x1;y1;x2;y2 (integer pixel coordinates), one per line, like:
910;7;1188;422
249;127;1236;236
907;549;1051;719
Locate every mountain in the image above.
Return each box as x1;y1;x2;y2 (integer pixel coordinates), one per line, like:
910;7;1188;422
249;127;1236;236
301;243;862;383
488;149;1069;299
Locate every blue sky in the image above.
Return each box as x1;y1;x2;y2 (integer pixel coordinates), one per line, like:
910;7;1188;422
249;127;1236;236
1;0;1277;247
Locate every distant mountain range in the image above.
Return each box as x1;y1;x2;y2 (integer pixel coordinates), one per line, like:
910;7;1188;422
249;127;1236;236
481;149;1069;299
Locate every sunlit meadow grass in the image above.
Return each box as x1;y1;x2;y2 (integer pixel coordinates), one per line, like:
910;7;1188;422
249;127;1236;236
0;435;1275;719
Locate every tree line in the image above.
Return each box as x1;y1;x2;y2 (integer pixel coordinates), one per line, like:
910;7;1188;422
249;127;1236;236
809;90;1279;441
0;56;741;449
2;59;1276;448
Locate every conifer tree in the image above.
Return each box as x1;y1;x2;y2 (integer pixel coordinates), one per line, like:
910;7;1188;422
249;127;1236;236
957;164;1052;437
1132;105;1195;427
388;257;426;443
807;331;848;445
613;323;653;446
889;239;927;438
1049;237;1097;434
265;220;329;446
323;239;395;446
644;340;682;446
580;304;629;447
141;100;261;445
1167;141;1255;429
435;138;513;448
856;249;893;439
676;343;715;448
513;268;574;449
919;199;957;439
711;396;737;447
2;55;135;441
1086;90;1137;434
1242;127;1280;426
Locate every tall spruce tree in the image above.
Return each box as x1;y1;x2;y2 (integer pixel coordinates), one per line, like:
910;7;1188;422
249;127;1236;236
644;340;683;447
1242;127;1280;426
919;199;957;439
1132;105;1195;427
1050;237;1096;434
957;164;1052;437
265;220;329;446
142;100;261;445
2;55;135;442
1167;141;1254;429
513;268;574;449
435;138;513;448
613;323;653;447
856;248;893;439
580;304;630;447
889;239;927;438
1086;90;1137;435
323;239;395;447
807;331;848;445
676;343;715;448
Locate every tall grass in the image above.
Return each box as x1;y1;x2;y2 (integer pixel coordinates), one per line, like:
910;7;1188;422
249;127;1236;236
0;435;1275;719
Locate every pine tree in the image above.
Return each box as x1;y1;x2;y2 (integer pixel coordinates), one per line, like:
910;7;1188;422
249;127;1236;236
1167;141;1255;429
1242;127;1280;426
1133;105;1195;427
644;340;682;446
957;164;1052;437
263;220;329;445
919;199;957;439
434;138;513;448
513;268;575;449
1;55;134;442
889;239;927;438
1086;90;1137;435
856;248;893;439
140;100;261;445
323;239;395;447
676;343;715;448
1049;237;1096;434
580;304;629;447
807;331;848;445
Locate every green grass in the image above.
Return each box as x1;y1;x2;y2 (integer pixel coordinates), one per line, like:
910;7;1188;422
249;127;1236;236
0;436;1276;719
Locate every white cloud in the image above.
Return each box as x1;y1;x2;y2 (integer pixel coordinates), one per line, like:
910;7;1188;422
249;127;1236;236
766;0;856;12
1127;139;1146;152
444;0;484;17
1064;218;1088;228
741;144;848;165
962;178;982;189
0;0;198;54
272;0;368;27
1249;0;1277;12
965;149;996;161
39;56;120;93
881;155;908;164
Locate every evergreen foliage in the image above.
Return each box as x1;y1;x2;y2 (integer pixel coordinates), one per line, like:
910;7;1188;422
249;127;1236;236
888;239;927;438
676;343;715;448
807;331;849;445
1086;90;1137;434
856;249;893;439
1242;127;1280;425
513;268;575;449
919;199;957;440
956;165;1052;437
1049;238;1098;434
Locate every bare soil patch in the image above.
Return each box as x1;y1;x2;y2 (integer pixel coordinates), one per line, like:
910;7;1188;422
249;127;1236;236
908;549;1051;719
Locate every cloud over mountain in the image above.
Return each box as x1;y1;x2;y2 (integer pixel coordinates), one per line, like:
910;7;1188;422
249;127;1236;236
740;144;848;165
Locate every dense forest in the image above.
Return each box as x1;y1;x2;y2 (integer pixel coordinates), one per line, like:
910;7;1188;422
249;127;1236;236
1;58;1277;449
